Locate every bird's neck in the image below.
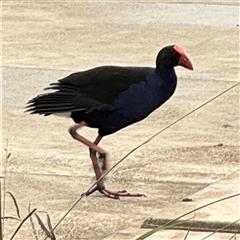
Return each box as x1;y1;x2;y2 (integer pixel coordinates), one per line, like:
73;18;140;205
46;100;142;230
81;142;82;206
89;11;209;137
156;65;177;84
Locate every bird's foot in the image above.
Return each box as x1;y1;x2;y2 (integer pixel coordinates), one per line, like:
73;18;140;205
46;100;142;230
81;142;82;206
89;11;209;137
86;185;146;199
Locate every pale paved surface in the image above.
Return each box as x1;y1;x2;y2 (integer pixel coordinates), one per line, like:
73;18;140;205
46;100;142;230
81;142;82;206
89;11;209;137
105;228;238;240
1;1;240;240
104;170;240;239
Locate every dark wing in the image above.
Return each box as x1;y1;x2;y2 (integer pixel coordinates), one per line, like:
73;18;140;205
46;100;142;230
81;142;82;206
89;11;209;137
25;66;152;116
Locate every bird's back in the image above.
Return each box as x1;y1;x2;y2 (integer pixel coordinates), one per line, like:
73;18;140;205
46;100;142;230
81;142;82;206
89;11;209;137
57;66;152;104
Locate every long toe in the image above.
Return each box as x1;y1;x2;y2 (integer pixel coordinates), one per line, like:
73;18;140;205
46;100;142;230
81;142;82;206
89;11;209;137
86;185;146;199
103;188;146;198
86;185;121;199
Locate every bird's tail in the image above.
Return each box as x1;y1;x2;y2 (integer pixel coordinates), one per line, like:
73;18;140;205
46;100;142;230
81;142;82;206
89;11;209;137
25;91;78;116
26;80;113;116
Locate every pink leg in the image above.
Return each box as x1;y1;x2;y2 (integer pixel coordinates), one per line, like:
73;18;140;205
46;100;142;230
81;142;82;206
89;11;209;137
69;122;146;199
91;135;108;173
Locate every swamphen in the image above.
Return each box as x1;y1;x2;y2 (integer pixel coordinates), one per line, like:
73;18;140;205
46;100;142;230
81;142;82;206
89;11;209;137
26;45;193;199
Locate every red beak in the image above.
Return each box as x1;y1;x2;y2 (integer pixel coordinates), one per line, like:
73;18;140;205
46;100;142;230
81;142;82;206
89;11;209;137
173;45;194;70
179;55;194;70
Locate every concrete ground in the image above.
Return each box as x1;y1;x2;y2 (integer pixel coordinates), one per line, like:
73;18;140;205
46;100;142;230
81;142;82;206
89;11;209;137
1;1;239;240
104;170;240;239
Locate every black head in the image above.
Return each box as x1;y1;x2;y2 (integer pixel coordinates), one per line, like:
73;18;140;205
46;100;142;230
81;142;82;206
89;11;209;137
156;45;193;71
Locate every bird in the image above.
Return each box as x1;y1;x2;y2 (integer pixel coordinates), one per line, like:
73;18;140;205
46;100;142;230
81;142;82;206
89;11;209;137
25;45;193;199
